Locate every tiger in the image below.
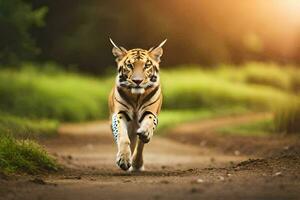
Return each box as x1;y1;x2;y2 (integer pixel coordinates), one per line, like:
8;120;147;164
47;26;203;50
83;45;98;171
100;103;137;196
108;38;166;171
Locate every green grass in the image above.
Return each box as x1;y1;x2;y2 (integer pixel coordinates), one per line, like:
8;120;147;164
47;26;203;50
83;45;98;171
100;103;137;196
1;62;297;123
217;118;274;136
0;64;112;122
274;100;300;134
161;67;293;111
0;63;298;138
214;62;300;93
158;106;249;131
0;113;59;174
0;134;58;174
0;62;297;123
0;113;58;138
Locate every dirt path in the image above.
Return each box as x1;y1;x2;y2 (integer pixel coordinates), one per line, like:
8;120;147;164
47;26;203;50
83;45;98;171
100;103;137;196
1;113;300;200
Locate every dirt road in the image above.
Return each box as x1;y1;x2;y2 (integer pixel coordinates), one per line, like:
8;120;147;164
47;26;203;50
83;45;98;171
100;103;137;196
1;113;300;200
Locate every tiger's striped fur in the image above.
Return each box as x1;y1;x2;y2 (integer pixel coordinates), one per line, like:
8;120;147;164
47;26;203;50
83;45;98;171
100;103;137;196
108;39;166;171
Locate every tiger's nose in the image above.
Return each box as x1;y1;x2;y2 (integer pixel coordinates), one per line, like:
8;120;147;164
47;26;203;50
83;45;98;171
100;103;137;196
133;79;143;85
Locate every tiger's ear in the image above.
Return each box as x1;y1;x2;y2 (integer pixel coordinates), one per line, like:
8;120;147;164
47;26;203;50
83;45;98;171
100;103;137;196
110;38;127;62
149;39;167;63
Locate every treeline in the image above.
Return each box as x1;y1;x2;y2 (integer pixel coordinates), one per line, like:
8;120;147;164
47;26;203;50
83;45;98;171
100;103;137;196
1;0;300;74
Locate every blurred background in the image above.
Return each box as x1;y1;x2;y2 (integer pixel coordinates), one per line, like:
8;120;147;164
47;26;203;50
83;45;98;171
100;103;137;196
2;0;300;73
0;0;300;173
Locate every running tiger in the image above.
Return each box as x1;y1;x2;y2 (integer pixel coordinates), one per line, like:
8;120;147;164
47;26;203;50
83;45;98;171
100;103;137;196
108;39;166;171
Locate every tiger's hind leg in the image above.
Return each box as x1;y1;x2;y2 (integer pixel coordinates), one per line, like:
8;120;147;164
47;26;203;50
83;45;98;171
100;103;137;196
127;122;144;171
131;139;145;171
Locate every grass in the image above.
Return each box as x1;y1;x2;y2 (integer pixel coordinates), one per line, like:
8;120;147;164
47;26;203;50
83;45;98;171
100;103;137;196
0;134;58;174
0;113;59;174
274;100;300;134
217;100;300;136
161;67;293;111
158;106;249;131
0;62;296;123
214;62;300;93
217;118;274;136
0;113;58;138
160;64;299;135
0;64;112;122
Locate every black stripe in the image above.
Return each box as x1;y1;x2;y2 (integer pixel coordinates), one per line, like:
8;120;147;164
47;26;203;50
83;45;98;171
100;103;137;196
117;87;134;107
140;94;161;111
114;97;130;109
139;86;160;108
139;111;155;123
119;83;131;89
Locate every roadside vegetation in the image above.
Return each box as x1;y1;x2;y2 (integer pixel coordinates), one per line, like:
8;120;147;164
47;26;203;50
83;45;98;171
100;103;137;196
1;62;299;133
0;64;111;122
213;62;300;93
0;134;58;174
0;113;58;138
161;67;293;111
274;100;300;134
0;113;58;174
217;118;274;136
1;62;298;122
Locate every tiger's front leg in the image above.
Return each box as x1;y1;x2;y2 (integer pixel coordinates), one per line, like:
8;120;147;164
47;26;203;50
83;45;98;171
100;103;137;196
137;113;158;143
131;113;158;171
112;112;131;171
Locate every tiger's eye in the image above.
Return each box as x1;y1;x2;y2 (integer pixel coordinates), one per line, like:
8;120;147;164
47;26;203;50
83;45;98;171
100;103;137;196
127;63;133;69
145;61;152;68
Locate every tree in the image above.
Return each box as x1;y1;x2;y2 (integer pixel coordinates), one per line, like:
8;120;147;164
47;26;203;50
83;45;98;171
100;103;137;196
0;0;47;65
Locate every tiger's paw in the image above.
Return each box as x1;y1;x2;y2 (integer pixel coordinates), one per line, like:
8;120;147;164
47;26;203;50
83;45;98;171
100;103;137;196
137;127;153;143
129;165;145;172
116;150;131;171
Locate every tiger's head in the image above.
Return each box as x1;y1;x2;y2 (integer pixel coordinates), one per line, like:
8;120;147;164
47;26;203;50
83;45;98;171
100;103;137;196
110;39;166;94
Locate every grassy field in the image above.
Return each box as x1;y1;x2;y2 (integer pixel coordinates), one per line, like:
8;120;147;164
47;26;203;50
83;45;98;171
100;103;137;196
0;113;58;138
217;118;274;136
161;67;293;111
1;62;297;122
0;62;299;174
274;100;300;134
158;106;249;131
0;65;111;122
213;62;300;93
0;62;299;134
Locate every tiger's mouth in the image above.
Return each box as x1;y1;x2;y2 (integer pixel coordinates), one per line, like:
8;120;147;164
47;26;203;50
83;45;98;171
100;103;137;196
133;85;143;89
131;87;145;94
